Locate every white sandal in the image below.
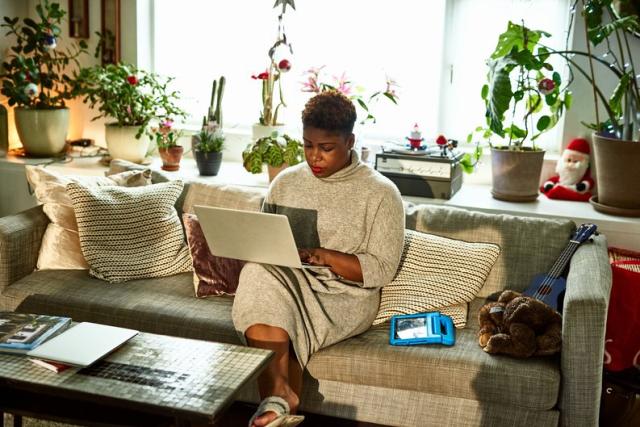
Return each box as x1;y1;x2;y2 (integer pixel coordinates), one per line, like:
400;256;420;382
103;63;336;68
248;396;305;427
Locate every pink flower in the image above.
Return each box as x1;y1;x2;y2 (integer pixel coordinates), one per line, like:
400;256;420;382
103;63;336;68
538;78;555;95
160;119;173;129
333;72;352;96
127;75;138;85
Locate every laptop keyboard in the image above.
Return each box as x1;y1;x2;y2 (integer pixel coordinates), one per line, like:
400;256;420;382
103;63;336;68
77;361;190;390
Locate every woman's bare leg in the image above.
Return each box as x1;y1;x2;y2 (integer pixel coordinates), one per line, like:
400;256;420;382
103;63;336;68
245;324;300;427
288;342;304;399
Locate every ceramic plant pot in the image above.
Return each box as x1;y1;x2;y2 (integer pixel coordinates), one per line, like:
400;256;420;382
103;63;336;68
490;147;545;202
194;150;223;176
591;133;640;216
105;124;150;163
14;107;69;157
159;145;184;171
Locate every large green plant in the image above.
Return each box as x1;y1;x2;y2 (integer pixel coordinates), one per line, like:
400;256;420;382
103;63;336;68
469;22;573;152
0;0;88;109
75;63;186;138
242;132;303;173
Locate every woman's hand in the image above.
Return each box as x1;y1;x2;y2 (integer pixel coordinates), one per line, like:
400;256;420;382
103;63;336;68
298;248;363;282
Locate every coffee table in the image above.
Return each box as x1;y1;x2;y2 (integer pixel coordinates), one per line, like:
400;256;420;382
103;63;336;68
0;329;273;426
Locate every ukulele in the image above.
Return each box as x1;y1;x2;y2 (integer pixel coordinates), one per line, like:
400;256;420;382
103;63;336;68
522;223;598;312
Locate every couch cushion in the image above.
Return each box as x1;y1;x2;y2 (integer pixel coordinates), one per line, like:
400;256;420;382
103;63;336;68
307;298;560;411
374;229;501;328
1;269;241;345
405;204;575;297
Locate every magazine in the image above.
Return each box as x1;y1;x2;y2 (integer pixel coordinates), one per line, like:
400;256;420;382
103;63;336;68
0;312;72;354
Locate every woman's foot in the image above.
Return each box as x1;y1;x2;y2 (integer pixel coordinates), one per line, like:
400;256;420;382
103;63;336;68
251;391;300;427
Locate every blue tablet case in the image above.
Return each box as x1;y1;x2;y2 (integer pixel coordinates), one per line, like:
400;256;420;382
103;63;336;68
389;312;455;346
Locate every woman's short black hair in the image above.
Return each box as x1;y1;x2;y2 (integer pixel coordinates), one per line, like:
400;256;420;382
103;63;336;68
301;90;357;136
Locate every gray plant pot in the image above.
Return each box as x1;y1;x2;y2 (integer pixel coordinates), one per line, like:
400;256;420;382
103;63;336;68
491;147;545;202
591;133;640;215
194;150;223;176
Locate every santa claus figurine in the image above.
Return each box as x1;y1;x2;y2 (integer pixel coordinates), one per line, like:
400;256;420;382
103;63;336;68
540;138;594;202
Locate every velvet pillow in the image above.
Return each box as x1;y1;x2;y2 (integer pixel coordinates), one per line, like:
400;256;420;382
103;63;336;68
25;165;152;270
183;213;246;297
374;229;501;328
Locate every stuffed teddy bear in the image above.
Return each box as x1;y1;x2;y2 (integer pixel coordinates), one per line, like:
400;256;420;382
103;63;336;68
478;290;562;358
540;138;594;202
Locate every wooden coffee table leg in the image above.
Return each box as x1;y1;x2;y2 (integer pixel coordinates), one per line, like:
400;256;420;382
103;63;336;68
12;414;21;427
174;418;191;427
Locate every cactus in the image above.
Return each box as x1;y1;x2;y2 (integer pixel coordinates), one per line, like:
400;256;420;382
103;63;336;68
207;76;225;128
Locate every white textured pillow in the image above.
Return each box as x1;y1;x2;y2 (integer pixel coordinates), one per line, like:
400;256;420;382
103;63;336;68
25;166;152;270
66;181;192;282
374;229;501;328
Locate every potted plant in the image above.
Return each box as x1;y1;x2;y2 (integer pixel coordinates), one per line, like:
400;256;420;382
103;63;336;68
152;118;184;171
251;0;295;140
0;1;88;156
192;76;225;176
242;131;303;182
569;0;640;213
468;21;573;202
75;62;186;163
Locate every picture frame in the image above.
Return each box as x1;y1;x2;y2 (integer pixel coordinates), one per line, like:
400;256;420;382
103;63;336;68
100;0;121;65
68;0;89;38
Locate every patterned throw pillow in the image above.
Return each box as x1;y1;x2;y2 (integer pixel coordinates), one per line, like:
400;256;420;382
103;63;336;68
25;165;152;270
183;213;245;297
66;181;192;283
374;229;501;328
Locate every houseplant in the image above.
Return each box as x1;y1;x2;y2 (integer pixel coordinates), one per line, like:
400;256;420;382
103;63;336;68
242;131;303;182
152;118;184;171
251;0;295;140
301;66;399;126
570;0;640;213
0;0;88;156
468;21;573;202
192;76;226;176
75;62;186;163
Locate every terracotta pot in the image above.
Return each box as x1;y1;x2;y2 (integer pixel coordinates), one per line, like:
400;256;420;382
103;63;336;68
490;147;545;202
591;133;640;213
194;150;223;176
105;124;150;163
158;146;184;171
268;163;288;182
14;107;69;157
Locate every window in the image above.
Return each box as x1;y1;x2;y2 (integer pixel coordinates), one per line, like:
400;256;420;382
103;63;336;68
153;0;571;150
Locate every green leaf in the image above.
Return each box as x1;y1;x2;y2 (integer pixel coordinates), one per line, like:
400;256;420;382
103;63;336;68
512;49;543;70
490;21;548;59
506;124;526;139
536;115;551;131
486;56;515;137
552;71;561;86
564;91;573;109
537;46;549;62
545;93;557;106
527;94;542;113
356;98;369;111
610;72;631;117
383;92;398;104
513;90;524;101
23;18;38;29
481;84;489;100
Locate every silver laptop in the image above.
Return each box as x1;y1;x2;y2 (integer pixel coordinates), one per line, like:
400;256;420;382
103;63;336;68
193;205;331;270
27;322;138;367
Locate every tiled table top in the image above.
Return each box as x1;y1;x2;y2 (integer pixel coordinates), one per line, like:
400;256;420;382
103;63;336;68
0;330;272;424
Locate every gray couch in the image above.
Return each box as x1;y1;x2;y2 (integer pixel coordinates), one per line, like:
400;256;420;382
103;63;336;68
0;180;611;427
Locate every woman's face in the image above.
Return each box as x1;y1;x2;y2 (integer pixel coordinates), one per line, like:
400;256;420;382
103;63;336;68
303;126;355;178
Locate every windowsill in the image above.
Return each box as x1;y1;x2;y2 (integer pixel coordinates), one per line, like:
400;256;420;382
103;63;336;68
2;155;638;251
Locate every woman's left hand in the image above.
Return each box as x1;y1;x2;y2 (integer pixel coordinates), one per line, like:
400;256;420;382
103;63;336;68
298;248;330;266
298;248;363;282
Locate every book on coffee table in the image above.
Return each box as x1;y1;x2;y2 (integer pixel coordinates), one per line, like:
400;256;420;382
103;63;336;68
29;357;72;373
27;322;138;367
0;312;71;354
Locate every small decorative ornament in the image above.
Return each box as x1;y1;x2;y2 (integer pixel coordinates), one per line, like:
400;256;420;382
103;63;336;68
23;83;38;97
126;75;138;85
538;78;555;95
42;29;56;50
540;137;594;202
406;123;424;149
278;59;292;73
435;134;448;147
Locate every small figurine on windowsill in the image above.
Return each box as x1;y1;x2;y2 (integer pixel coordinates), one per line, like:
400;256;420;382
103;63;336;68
435;134;458;158
406;123;424;149
540;138;594;202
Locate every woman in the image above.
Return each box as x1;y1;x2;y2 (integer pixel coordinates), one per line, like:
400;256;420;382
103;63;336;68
232;91;405;427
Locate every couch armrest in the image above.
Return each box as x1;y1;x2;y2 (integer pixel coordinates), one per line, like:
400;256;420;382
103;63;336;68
0;205;49;292
558;234;611;427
